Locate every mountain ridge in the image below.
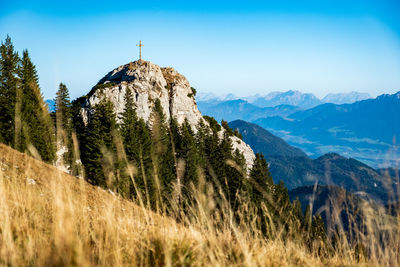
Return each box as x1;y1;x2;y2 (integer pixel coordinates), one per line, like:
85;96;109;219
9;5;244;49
197;90;372;108
229;120;398;203
254;91;400;167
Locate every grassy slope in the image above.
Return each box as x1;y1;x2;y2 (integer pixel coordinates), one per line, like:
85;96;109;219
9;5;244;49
0;143;391;266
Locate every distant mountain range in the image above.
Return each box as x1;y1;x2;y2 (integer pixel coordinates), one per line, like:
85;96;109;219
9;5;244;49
229;120;398;204
254;91;400;168
248;90;322;109
199;91;399;168
322;91;371;104
197;90;371;108
197;100;300;122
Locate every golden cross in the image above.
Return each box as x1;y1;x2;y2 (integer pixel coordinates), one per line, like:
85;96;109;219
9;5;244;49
136;40;144;61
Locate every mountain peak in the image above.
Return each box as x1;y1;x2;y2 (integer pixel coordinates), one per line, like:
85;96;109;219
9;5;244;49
322;91;371;104
81;60;256;168
85;60;199;126
96;60;174;86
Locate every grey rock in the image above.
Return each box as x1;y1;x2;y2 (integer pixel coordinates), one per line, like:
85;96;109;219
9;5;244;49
82;60;255;169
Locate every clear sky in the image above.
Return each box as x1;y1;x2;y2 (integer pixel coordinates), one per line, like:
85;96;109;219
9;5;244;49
1;0;400;99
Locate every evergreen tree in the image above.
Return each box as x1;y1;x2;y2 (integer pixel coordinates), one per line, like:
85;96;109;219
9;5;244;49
179;119;201;195
134;118;154;204
82;99;118;187
120;88;153;201
55;83;74;168
151;99;176;209
221;120;233;136
0;35;19;145
19;50;55;162
248;153;273;204
311;214;326;241
292;197;304;227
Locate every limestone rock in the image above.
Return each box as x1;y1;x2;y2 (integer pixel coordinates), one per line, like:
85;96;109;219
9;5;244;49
83;60;203;126
231;136;256;170
81;60;255;168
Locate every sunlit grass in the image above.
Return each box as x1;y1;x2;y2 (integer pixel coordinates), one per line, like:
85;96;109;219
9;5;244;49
0;143;399;266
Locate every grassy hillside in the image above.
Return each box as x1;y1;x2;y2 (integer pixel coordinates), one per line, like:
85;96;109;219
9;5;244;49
0;143;399;266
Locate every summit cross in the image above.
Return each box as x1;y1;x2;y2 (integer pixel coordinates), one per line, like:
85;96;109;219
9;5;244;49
136;40;144;61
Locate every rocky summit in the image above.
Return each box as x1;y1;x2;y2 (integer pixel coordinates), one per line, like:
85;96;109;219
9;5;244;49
81;60;255;168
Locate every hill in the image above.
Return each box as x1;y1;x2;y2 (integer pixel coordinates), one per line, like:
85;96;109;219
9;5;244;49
322;92;371;104
254;91;400;168
0;143;353;267
196;91;371;114
229;120;307;158
229;120;398;203
197;99;299;122
249;90;322;109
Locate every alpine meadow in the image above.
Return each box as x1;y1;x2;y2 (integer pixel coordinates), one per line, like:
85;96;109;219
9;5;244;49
1;1;400;266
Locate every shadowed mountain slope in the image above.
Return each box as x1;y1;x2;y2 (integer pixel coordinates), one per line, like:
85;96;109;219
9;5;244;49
229;120;398;203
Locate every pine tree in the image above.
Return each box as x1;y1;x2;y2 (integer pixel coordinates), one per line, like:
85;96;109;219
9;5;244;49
221;120;233;136
55;83;74;169
120;87;139;160
248;153;273;204
311;214;326;241
179;119;201;194
120;87;153;201
82;99;118;187
0;35;19;145
134;118;154;203
19;50;56;162
151;99;176;209
292;197;304;226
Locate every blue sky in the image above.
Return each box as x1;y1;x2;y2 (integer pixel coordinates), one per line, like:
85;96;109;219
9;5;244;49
1;0;400;99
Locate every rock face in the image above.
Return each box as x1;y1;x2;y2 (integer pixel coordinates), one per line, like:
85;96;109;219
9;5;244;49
82;60;203;126
82;60;255;168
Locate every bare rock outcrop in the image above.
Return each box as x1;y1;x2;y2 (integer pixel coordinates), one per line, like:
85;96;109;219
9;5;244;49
81;60;255;169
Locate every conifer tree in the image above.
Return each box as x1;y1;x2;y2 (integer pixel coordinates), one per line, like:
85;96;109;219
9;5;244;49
221;120;233;136
304;204;313;233
120;88;139;160
311;214;326;241
179;119;201;193
0;36;19;145
19;50;56;162
120;87;153;201
82;99;118;187
151;99;176;208
134;118;154;202
55;82;74;168
248;153;273;204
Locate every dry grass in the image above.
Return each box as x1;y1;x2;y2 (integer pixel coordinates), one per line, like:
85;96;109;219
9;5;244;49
0;143;397;266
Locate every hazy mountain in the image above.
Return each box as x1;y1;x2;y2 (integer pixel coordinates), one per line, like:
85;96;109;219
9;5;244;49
248;90;322;109
254;92;400;168
198;90;372;107
229;120;306;158
198;99;300;122
197;90;371;122
322;91;371;104
196;92;239;102
229;120;398;203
